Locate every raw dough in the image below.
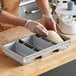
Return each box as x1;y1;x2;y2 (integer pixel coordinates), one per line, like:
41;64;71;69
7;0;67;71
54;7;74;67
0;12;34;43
47;30;63;43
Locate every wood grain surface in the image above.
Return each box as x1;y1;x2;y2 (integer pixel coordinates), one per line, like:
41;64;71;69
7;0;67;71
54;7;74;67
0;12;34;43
0;26;76;76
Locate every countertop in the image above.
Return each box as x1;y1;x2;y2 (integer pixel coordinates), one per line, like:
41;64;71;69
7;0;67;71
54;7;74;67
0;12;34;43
0;26;76;76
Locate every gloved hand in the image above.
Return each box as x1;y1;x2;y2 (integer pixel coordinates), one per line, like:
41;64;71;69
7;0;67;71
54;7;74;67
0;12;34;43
25;20;48;37
42;13;57;31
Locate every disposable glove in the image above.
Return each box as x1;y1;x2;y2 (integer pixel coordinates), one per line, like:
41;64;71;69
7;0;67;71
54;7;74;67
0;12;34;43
42;13;56;31
25;20;48;37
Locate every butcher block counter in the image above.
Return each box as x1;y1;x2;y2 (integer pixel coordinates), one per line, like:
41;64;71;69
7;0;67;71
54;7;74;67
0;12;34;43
0;26;76;76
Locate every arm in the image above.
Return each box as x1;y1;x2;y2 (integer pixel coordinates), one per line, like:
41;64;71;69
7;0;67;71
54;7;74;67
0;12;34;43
0;0;27;26
36;0;50;15
36;0;56;31
0;10;27;27
0;10;48;37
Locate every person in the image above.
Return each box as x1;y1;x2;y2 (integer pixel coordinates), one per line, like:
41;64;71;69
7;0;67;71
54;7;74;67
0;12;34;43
0;0;56;37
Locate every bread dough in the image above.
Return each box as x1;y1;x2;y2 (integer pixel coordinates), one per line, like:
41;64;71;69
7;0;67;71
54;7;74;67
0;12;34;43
47;30;63;43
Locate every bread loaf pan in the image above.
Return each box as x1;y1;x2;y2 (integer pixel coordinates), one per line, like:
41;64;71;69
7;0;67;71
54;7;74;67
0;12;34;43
3;34;71;65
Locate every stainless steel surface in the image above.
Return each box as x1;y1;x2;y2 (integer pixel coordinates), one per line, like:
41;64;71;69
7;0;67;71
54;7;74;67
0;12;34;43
19;1;41;20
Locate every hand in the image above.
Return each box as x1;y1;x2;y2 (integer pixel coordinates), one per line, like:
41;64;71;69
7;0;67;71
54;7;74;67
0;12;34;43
42;14;57;31
25;20;48;37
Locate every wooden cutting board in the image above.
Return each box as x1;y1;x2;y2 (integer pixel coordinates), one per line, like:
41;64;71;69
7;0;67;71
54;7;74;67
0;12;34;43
0;26;76;76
